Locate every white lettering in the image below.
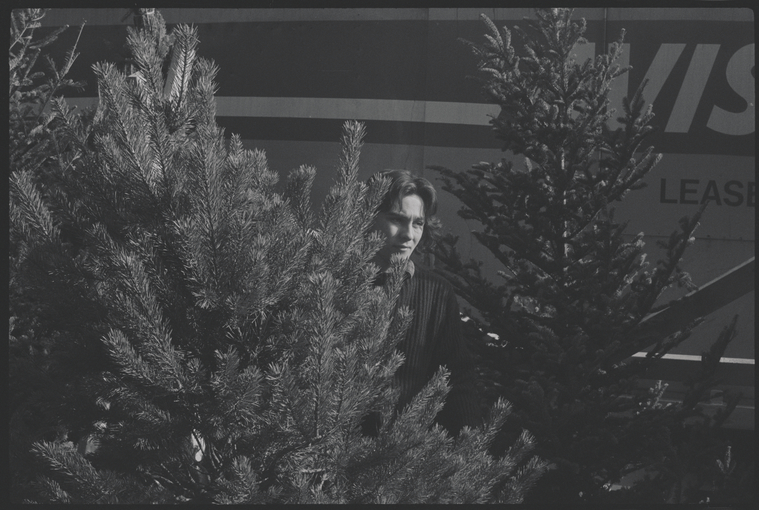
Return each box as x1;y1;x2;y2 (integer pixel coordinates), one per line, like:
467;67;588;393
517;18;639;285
607;43;630;128
638;43;686;108
665;44;719;133
707;43;755;135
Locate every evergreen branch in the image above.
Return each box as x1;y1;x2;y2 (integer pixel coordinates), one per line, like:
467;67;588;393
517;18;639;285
185;125;230;299
143;100;173;201
498;455;550;503
10;9;45;54
166;24;198;110
30;440;123;503
337;120;366;183
150;461;197;501
328;347;350;432
9;169;61;244
125;26;164;99
284;165;316;228
634;201;707;324
32;476;73;504
102;329;163;388
210;348;264;432
91;63;148;184
681;315;739;410
33;20;85;127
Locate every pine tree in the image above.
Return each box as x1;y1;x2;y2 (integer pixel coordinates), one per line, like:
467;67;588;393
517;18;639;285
431;8;743;504
9;8;89;501
9;8;85;182
10;9;547;503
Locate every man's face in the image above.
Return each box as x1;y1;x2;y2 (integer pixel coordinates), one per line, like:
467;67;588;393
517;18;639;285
372;193;425;269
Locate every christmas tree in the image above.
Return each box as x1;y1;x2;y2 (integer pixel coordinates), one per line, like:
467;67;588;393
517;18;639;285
10;9;547;503
9;7;85;182
9;8;89;501
431;8;744;503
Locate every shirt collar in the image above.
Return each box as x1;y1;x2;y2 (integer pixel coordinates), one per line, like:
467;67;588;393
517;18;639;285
405;259;415;279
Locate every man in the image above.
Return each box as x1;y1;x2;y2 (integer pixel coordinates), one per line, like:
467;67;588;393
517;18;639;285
364;169;482;436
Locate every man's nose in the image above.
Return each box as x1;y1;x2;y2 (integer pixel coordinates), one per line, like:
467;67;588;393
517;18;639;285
398;222;413;240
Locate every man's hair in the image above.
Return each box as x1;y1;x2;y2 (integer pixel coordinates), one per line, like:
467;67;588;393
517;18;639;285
370;169;442;249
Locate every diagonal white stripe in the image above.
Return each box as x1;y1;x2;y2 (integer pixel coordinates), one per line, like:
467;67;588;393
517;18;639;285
632;352;755;364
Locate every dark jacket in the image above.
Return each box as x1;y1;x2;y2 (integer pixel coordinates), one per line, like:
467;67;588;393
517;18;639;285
365;262;483;436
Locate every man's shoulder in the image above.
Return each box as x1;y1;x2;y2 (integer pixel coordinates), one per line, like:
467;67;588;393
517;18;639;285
411;265;455;293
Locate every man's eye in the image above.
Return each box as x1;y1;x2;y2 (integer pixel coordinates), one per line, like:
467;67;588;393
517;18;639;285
415;221;425;227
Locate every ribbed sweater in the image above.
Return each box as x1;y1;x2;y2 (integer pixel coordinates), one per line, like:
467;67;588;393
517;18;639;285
370;262;483;436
